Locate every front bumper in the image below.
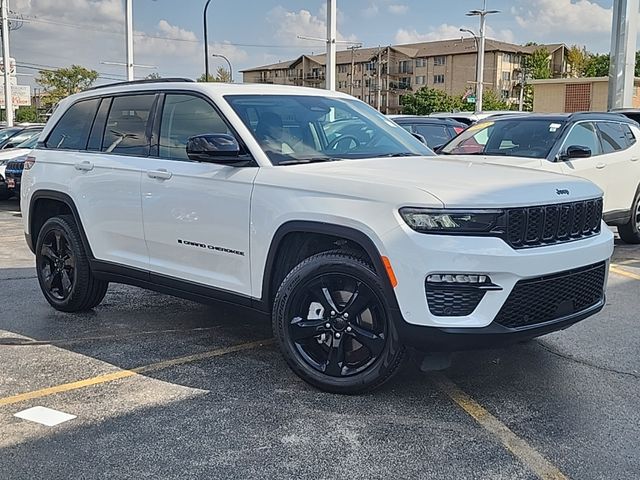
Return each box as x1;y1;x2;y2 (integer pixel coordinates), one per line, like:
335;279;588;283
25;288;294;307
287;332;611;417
394;298;604;351
381;222;614;334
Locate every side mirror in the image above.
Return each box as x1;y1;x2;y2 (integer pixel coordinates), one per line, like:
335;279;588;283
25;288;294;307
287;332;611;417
186;134;241;163
411;132;427;145
563;145;591;160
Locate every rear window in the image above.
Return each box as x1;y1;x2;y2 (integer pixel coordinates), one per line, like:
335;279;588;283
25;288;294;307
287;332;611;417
46;98;100;150
441;119;565;159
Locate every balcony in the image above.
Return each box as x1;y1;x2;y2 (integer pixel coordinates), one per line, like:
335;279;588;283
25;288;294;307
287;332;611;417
305;73;325;81
388;65;414;76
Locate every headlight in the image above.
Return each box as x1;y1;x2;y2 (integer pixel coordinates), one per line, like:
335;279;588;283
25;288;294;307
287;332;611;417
399;208;504;234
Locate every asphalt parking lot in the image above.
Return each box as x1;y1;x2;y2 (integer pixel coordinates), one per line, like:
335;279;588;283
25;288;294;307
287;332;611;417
0;198;639;480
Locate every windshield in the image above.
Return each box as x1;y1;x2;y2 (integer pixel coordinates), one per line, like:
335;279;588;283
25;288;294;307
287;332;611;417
440;119;565;159
16;132;41;149
0;127;21;144
225;94;433;165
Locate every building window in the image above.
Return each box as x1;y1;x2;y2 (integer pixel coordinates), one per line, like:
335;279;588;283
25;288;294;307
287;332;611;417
400;77;411;88
365;78;371;88
415;76;426;85
399;60;412;74
338;64;348;73
354;80;362;88
501;90;510;100
415;58;426;68
433;74;445;84
365;62;376;71
503;53;512;63
502;71;511;81
434;56;446;66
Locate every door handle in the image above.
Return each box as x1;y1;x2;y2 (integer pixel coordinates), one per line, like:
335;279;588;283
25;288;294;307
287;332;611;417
74;161;94;172
595;163;606;169
147;169;172;180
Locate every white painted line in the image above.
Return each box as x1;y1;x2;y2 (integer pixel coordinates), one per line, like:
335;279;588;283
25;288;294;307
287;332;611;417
14;406;77;426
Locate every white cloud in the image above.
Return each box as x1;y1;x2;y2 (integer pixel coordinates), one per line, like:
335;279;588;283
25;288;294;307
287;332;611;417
512;0;612;35
364;3;379;17
135;20;199;56
267;7;358;49
388;4;409;15
395;24;515;44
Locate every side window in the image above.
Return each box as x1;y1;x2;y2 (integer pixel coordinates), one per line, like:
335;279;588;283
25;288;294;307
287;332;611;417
563;122;602;157
597;122;626;153
621;124;637;148
159;94;232;160
414;124;451;147
45;98;100;150
102;94;155;156
87;97;112;151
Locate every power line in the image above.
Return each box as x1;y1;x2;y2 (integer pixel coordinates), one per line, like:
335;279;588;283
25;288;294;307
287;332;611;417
11;15;303;49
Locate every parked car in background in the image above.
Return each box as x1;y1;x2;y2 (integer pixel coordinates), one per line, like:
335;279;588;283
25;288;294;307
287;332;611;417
388;115;466;149
610;108;640;124
0;125;44;150
439;112;640;243
2;134;41;199
429;111;522;126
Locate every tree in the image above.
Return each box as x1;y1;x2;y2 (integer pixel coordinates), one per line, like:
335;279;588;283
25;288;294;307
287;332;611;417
400;87;460;115
524;48;551;79
567;45;588;77
197;66;231;83
145;72;162;80
15;106;39;123
36;65;98;108
584;53;609;77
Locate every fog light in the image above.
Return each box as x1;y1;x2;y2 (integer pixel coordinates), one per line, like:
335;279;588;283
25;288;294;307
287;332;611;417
427;274;490;284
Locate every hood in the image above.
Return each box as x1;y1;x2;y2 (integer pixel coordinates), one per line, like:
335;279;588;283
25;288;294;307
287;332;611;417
443;154;545;169
0;148;31;161
287;156;602;208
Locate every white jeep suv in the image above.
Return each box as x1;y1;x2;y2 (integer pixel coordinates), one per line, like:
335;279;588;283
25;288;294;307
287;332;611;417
21;80;613;393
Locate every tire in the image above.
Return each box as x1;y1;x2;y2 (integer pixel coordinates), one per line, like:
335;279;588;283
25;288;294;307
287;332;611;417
35;215;109;312
272;250;406;394
618;189;640;244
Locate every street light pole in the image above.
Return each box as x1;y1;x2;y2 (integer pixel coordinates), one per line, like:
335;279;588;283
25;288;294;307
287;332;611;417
1;0;13;126
203;0;213;81
460;28;479;105
466;1;499;113
326;0;337;91
125;0;134;81
212;53;232;82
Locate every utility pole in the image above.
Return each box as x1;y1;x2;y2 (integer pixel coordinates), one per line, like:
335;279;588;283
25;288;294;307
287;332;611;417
326;0;337;90
466;1;499;113
1;0;13;126
608;0;638;109
348;45;359;96
125;0;134;81
203;0;213;81
376;48;382;111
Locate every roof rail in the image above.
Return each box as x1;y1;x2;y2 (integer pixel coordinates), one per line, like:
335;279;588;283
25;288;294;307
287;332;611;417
84;77;195;92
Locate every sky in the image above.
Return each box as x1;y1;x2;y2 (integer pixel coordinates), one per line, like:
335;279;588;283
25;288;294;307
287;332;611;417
6;0;621;88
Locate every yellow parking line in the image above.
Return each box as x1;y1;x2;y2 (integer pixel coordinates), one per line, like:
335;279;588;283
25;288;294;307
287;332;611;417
610;265;640;281
431;372;568;480
0;339;273;407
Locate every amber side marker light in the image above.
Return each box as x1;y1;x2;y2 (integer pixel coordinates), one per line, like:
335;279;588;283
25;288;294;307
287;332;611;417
24;155;36;170
381;256;398;288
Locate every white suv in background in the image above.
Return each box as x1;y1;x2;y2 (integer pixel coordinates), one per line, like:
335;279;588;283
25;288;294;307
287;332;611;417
20;80;613;393
440;113;640;243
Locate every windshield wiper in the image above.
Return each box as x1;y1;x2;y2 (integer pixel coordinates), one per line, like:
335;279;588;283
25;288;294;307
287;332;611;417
375;152;418;158
278;157;338;165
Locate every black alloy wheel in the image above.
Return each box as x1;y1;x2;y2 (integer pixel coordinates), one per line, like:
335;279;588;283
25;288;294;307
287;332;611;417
273;251;405;394
35;215;109;312
39;229;76;301
288;273;387;377
618;189;640;244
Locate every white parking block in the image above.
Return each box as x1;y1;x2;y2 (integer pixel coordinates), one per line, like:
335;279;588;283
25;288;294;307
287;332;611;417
14;406;77;426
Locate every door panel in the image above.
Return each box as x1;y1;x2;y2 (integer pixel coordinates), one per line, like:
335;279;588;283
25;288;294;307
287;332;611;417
141;93;257;295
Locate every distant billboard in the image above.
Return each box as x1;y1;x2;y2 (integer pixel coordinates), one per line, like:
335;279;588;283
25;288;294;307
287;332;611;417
0;85;31;107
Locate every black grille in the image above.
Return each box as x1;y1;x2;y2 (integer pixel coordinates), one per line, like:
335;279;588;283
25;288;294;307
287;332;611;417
5;159;25;179
494;262;606;329
505;198;602;249
426;286;485;317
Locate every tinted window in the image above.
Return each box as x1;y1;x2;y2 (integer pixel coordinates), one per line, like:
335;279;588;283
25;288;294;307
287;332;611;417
87;97;112;151
0;127;21;146
46;98;100;150
563;122;602;157
159;94;232;160
102;95;155;156
597;122;626;153
621;124;636;147
2;129;41;149
441;119;565;159
413;124;453;148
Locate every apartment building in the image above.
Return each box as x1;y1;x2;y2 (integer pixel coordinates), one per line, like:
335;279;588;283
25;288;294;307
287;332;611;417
241;38;568;114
